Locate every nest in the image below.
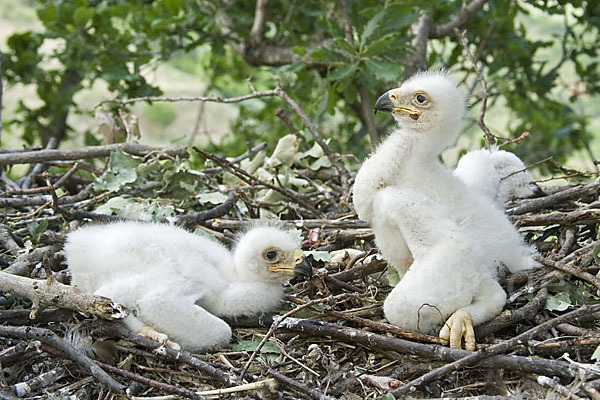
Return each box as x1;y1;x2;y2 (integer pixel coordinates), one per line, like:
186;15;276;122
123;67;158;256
1;139;600;400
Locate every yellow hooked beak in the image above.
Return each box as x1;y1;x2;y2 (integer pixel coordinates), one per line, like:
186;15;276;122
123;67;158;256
374;90;421;120
267;249;306;275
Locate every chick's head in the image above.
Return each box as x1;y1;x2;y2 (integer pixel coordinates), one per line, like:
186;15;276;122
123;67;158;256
374;71;466;136
233;226;307;283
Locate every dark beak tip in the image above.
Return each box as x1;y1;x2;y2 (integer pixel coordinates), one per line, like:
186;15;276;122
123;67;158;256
373;92;394;114
294;256;314;278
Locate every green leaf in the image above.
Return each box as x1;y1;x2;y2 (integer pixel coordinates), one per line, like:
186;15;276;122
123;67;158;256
360;10;386;45
232;340;280;354
195;192;229;204
386;266;401;287
292;46;306;56
94;151;140;191
304;250;331;262
73;7;94;26
364;59;404;81
327;64;357;81
544;293;572;311
381;394;396;400
27;220;48;242
362;33;399;57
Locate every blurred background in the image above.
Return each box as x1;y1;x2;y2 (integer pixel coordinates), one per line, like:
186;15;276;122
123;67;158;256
1;0;599;177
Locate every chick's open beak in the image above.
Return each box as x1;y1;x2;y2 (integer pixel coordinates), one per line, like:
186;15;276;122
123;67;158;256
267;250;313;277
374;90;421;119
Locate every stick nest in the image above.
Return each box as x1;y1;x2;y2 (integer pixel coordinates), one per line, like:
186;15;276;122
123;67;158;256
1;140;600;400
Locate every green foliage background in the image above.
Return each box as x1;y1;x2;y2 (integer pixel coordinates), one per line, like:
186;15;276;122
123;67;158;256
2;0;600;170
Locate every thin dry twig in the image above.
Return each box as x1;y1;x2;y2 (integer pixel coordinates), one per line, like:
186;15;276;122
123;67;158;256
454;27;495;148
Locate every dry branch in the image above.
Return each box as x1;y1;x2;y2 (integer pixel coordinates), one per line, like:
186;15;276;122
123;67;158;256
257;315;579;378
429;0;488;38
0;270;128;320
0;325;124;393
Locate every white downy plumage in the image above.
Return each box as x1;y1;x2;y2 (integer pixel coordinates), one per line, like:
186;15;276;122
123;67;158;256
65;222;307;351
353;71;538;350
454;147;539;206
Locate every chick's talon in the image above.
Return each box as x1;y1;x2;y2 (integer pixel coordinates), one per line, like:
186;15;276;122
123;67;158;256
138;325;181;350
330;248;365;265
439;309;476;351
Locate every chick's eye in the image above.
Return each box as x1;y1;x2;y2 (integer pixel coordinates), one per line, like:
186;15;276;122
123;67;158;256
415;94;427;104
264;250;278;261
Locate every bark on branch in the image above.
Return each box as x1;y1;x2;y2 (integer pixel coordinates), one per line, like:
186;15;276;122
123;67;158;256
0;143;188;166
429;0;489;38
0;270;128;320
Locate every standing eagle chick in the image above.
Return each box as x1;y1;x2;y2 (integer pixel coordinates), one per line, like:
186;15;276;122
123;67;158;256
65;222;310;352
353;71;537;350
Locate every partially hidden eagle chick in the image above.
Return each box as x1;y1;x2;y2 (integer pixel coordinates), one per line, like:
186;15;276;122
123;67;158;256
65;222;311;352
454;147;541;206
353;71;538;350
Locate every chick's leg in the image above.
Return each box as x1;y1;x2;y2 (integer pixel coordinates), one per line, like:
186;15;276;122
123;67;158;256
134;290;232;352
94;282;182;350
439;275;506;351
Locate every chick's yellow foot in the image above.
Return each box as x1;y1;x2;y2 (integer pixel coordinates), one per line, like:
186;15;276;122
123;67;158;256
137;325;182;351
439;310;475;351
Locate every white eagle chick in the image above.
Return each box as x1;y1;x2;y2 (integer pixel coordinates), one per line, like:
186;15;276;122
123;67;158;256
65;222;309;352
454;147;540;206
353;71;537;350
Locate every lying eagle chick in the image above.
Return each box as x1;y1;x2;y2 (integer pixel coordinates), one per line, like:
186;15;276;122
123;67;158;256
65;222;311;351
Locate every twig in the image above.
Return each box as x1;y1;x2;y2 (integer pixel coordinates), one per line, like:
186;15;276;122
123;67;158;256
0;269;128;320
202;142;267;174
6;366;66;397
0;325;124;393
327;309;447;345
474;288;548;337
329;258;387;282
0;143;188;166
454;27;495;148
19;137;58;190
210;218;369;231
267;369;336;400
429;0;489;38
507;183;599;215
513;208;600;227
97;362;210;400
2;163;80;197
97;88;282;107
537;256;600;291
176;192;238;227
536;375;584;400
